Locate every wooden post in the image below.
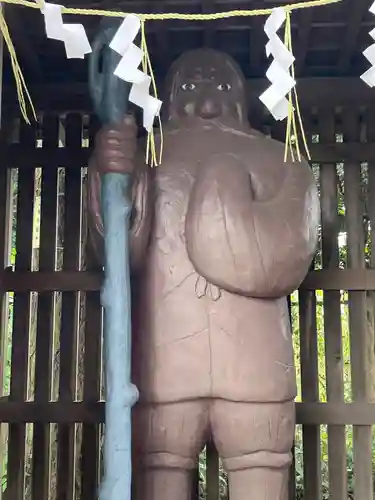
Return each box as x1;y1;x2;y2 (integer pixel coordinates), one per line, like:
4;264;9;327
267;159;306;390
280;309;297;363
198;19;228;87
298;112;321;500
0;21;10;500
319;108;347;500
31;114;59;500
56;114;82;500
343;108;374;500
6;120;36;500
80;114;102;500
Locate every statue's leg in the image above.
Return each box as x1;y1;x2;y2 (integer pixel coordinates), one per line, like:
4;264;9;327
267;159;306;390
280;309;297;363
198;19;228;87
211;399;295;500
133;400;208;500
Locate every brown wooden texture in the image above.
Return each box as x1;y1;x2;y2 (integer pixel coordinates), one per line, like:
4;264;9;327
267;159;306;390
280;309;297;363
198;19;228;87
299;285;321;500
296;113;321;500
56;114;82;500
7;267;375;293
0;119;13;500
5;141;375;169
364;108;375;500
4;78;375;114
2;401;375;425
343;108;374;500
0;119;12;393
7;120;36;500
26;142;372;170
4;0;373;86
2;97;375;500
319;109;347;500
287;295;296;500
80;114;102;500
206;440;220;500
31;114;59;500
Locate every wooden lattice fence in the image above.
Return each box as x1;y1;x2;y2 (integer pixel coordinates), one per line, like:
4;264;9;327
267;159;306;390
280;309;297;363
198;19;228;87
0;80;375;500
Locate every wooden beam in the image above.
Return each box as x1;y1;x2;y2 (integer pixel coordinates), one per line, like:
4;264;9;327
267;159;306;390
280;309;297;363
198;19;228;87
1;401;375;425
249;1;265;76
4;77;374;113
295;9;313;76
301;269;375;291
4;6;42;81
2;140;375;169
2;270;102;292
3;268;375;294
336;0;369;74
202;0;215;48
297;402;375;426
155;23;170;74
0;15;7;500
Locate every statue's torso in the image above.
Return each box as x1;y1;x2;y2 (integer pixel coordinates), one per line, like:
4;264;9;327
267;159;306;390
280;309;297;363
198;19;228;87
132;122;297;404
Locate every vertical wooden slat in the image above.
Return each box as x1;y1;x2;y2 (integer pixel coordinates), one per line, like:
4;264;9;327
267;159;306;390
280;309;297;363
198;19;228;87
343;108;373;500
206;440;219;500
287;294;296;500
0;119;12;391
80;114;102;500
80;301;101;499
31;115;59;500
298;110;321;500
365;105;375;500
288;445;296;500
0;118;12;500
7;120;36;500
299;283;321;500
319;108;347;500
56;114;82;500
365;106;375;398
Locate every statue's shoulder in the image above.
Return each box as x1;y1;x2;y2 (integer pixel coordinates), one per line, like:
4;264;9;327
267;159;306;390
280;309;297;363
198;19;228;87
242;130;311;167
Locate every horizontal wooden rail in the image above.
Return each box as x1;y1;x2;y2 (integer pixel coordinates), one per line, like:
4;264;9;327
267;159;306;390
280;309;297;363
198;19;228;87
3;269;375;292
3;78;375;112
0;401;375;425
300;269;375;291
297;403;375;425
3;270;102;292
2;143;375;167
2;146;90;168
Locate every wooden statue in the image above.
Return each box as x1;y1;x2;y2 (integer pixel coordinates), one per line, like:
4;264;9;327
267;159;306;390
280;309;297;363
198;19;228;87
87;49;319;500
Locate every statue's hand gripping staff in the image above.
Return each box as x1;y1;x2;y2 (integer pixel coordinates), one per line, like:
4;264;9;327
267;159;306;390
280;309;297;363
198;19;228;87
89;18;139;500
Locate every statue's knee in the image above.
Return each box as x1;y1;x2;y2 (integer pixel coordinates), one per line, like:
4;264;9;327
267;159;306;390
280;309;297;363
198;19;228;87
143;452;196;471
135;401;208;467
211;400;295;460
223;450;292;472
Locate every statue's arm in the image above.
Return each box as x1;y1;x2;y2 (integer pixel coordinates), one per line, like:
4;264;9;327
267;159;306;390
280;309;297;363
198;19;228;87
185;153;319;298
87;156;153;272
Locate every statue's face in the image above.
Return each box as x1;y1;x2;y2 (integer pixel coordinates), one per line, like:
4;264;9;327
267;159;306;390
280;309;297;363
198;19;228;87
166;50;248;124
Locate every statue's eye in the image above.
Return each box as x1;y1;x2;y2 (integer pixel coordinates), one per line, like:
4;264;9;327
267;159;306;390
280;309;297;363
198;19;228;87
181;83;196;91
217;83;232;91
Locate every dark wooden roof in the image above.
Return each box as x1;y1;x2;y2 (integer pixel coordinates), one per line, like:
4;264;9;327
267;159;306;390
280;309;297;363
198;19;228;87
3;0;374;85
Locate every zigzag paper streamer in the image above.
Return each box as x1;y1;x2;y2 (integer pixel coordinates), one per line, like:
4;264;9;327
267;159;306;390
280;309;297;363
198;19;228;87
110;14;162;133
360;1;375;87
43;2;91;59
259;7;296;121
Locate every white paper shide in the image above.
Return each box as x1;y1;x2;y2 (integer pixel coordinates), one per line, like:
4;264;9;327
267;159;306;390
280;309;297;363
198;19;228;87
259;7;295;121
43;3;91;59
110;14;162;133
360;1;375;87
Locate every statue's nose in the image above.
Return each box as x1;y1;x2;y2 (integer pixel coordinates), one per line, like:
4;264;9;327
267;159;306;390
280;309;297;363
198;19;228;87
196;98;221;119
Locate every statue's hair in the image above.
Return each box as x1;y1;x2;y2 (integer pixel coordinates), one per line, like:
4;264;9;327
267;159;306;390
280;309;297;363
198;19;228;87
165;49;246;85
163;49;248;112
